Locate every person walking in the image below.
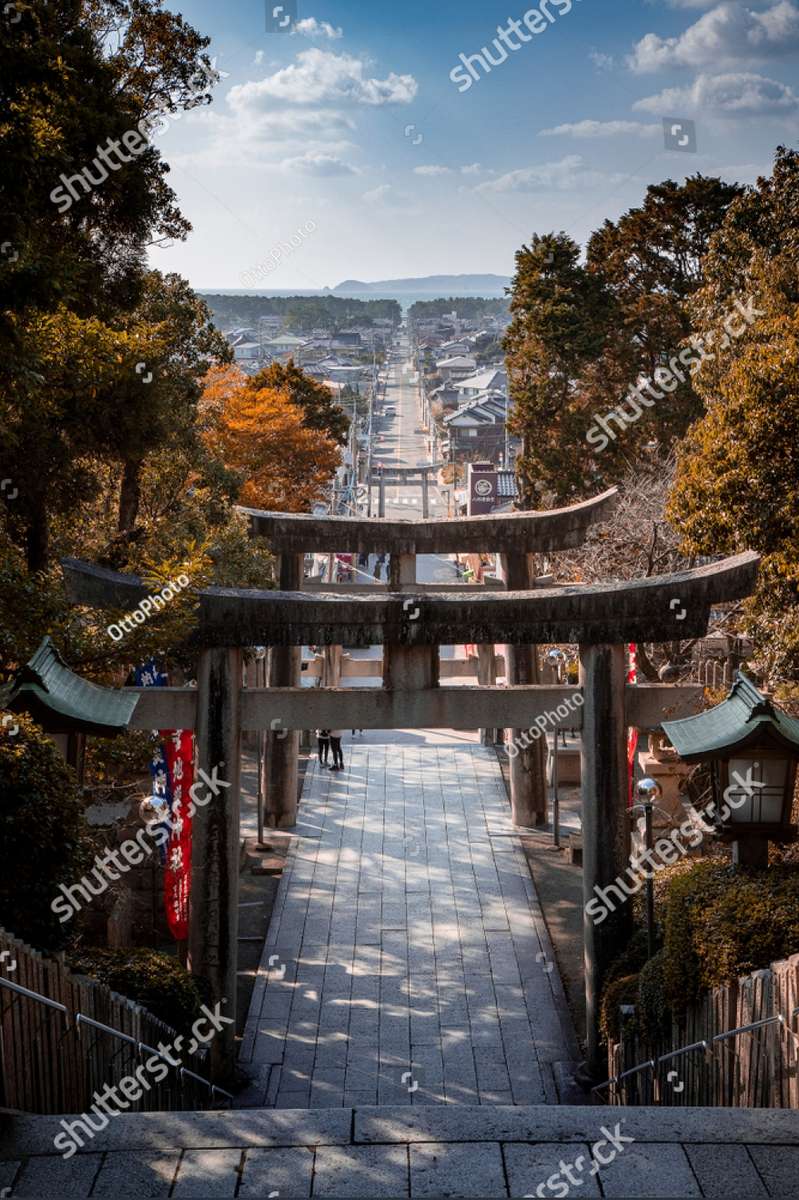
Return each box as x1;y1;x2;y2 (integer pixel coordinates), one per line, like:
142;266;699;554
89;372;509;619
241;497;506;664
317;729;330;766
329;729;344;770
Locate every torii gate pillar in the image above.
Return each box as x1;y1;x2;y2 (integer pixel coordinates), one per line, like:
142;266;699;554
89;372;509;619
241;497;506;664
190;646;242;1083
579;642;632;1073
499;552;547;827
264;552;303;827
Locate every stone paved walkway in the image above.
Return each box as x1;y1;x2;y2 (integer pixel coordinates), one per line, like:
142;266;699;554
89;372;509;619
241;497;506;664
237;741;579;1109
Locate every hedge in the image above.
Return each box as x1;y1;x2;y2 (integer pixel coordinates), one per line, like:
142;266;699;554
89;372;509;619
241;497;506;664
69;947;203;1035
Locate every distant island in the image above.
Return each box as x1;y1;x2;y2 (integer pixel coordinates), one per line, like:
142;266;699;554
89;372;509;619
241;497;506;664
329;274;510;295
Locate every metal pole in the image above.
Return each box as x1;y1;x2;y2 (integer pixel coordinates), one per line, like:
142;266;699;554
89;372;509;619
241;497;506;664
644;800;655;960
551;723;560;848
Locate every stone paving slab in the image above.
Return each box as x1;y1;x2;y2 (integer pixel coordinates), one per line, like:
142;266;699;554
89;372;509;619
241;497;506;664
312;1145;409;1197
598;1143;701;1197
239;1147;314;1196
91;1150;180;1196
239;744;578;1109
172;1149;241;1196
6;1152;102;1196
409;1142;506;1198
684;1143;769;1198
503;1142;601;1198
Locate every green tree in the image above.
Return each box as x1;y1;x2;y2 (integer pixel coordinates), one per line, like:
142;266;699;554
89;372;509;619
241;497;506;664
583;174;742;453
505;233;609;506
0;715;93;950
0;0;221;569
668;149;799;682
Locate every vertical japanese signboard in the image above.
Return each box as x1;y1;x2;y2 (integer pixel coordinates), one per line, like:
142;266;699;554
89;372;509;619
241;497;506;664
160;728;194;941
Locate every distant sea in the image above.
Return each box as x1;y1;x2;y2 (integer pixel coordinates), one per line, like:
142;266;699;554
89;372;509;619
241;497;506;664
198;288;509;311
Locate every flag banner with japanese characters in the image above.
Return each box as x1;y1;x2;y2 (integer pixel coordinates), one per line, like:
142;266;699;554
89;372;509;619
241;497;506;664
627;643;638;806
160;728;194;941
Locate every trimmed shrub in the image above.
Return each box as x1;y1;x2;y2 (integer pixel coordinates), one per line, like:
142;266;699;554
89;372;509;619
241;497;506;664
69;947;202;1035
600;973;640;1044
662;861;799;1013
638;950;671;1042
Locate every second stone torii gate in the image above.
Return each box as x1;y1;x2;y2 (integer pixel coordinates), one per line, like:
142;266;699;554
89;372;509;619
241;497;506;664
367;462;444;518
242;488;619;830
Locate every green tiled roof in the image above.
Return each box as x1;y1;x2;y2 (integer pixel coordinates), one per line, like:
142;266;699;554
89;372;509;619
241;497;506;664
663;670;799;763
0;637;138;736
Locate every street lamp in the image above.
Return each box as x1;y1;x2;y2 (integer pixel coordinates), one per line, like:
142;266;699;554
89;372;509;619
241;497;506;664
631;777;664;959
662;671;799;869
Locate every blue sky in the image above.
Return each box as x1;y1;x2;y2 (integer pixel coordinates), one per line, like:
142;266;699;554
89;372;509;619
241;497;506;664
153;0;799;288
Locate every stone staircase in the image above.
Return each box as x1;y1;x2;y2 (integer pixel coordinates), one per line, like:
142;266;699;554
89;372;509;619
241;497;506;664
2;1103;798;1196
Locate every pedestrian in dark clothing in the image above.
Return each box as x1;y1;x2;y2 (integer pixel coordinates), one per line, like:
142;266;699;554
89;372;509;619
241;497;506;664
329;730;344;770
317;729;330;765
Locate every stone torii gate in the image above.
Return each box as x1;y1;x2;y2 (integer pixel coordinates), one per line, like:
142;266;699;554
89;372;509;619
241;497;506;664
368;462;443;518
243;488;619;832
63;518;758;1080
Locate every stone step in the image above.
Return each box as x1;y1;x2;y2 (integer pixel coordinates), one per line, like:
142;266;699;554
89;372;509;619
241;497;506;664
2;1104;798;1197
4;1102;798;1155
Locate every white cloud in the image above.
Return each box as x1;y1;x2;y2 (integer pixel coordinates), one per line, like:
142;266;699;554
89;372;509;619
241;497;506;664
254;50;265;65
540;119;661;138
589;49;615;70
294;16;343;39
629;0;799;72
237;48;417;106
460;162;483;175
283;152;359;176
633;70;799;113
476;155;623;194
413;164;452;176
211;103;356;142
362;184;415;208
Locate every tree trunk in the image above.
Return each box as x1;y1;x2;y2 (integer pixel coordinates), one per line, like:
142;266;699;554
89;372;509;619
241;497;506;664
118;458;142;534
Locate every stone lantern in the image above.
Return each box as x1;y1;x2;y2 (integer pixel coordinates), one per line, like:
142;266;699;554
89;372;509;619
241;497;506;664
662;671;799;868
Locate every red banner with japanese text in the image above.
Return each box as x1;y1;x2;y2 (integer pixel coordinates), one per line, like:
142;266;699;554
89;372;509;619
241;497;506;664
160;728;194;941
627;643;638;806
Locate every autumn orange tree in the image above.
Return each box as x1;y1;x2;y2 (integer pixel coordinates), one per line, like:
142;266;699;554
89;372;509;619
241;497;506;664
202;365;341;512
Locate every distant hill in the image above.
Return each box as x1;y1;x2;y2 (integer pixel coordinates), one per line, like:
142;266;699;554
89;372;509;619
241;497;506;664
330;274;510;295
